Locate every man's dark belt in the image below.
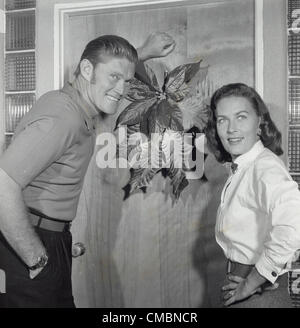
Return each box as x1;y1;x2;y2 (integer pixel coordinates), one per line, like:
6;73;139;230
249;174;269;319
28;207;71;232
227;259;254;278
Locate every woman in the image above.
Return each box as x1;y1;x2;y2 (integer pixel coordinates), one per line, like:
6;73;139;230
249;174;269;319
205;83;300;307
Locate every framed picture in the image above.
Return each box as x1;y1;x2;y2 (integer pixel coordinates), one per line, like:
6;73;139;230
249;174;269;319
54;0;262;94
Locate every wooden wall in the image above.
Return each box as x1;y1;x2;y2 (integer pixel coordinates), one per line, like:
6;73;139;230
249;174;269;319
68;0;253;308
71;113;229;308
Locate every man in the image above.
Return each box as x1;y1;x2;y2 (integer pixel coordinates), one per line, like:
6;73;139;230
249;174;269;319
0;32;175;307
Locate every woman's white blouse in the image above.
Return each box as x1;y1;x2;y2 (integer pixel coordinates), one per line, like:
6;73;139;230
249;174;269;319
216;140;300;283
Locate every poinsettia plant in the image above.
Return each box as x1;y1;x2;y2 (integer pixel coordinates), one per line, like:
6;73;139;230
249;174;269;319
115;60;211;200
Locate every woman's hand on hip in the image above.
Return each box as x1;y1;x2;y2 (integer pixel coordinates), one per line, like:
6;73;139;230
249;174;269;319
222;267;267;306
222;274;262;306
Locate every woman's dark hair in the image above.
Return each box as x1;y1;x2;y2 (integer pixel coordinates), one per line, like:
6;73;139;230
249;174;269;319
74;35;138;77
205;83;283;163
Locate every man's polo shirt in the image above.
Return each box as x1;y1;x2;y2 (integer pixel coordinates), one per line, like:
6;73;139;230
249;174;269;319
0;83;96;221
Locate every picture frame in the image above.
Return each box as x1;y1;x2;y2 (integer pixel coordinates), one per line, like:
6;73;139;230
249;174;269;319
54;0;263;95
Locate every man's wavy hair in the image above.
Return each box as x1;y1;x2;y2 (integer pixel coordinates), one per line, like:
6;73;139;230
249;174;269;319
205;83;283;163
74;35;138;77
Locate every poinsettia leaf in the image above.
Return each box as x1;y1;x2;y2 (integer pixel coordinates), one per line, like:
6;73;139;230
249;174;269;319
147;100;183;134
169;108;183;132
127;130;164;170
161;168;168;178
164;61;202;94
147;132;164;169
129;167;161;193
122;182;132;200
167;90;185;102
184;60;202;83
139;102;158;137
140;116;150;137
127;142;143;167
116;123;141;161
147;104;162;135
166;64;208;100
126;123;141;135
164;64;184;85
167;162;189;199
125;77;157;101
122;170;148;200
134;62;158;91
164;66;186;94
128;134;162;169
115;97;157;129
144;64;160;92
161;129;190;169
117;123;142;161
158;100;183;131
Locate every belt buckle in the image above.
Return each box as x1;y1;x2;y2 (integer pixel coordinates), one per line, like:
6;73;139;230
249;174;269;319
227;260;231;274
63;222;71;232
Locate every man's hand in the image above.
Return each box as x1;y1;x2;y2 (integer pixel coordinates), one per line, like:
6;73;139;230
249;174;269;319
0;168;46;271
137;32;176;61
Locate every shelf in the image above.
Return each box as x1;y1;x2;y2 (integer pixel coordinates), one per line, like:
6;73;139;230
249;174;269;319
5;10;35;51
2;2;36;147
5;52;36;91
5;90;35;94
5;8;36;13
5;49;35;54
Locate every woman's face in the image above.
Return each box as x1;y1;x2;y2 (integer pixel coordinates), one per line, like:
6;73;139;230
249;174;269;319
216;96;261;160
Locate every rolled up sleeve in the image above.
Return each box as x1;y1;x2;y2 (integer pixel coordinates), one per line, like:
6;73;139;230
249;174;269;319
255;162;300;283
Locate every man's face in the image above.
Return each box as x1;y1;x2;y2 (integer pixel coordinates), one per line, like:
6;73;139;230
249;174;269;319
88;56;135;115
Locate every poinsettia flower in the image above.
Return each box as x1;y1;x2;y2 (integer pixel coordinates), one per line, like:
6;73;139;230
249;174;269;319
116;60;212;200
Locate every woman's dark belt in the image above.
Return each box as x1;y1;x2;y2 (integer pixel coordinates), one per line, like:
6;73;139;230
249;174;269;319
227;259;282;290
227;259;254;278
28;207;71;232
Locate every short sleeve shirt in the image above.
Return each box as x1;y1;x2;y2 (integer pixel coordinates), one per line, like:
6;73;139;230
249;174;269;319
0;83;96;220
